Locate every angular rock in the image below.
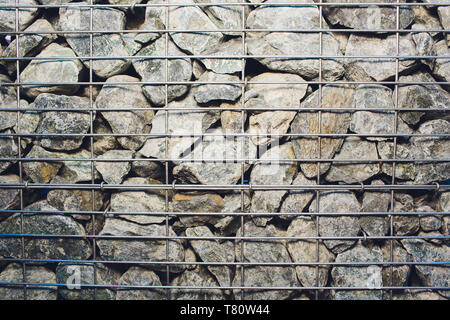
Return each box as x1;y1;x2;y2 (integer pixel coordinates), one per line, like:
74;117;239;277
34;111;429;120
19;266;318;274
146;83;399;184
20;43;82;98
60;3;140;78
0;201;92;261
131;154;165;181
381;240;412;287
95;75;154;151
98;217;185;273
325;136;380;184
280;172;316;221
287;216;335;287
0;263;56;300
116;266;166;300
420;214;442;232
214;191;251;236
0;0;38;32
393;289;447;300
195;0;242;36
186;226;234;287
246;72;307;146
171;193;224;227
345;34;417;81
402;238;450;299
173;127;256;185
59;149;101;183
56;263;119;300
0;129;19;174
437;6;450;45
133;0;165;44
91;117;119;156
171;267;224;300
331;242;384;300
377;141;416;181
132;37;192;106
23;145;62;183
246;4;344;80
393;195;420;236
412;29;435;69
360;180;390;237
309;191;361;254
291;84;354;178
0;75;18;131
220;101;245;134
95;150;133;184
397;72;450;125
0;174;20;222
412;5;443;37
432;40;450;91
193;71;241;104
15;100;40;149
201;38;243;74
250;143;298;226
34;93;91;151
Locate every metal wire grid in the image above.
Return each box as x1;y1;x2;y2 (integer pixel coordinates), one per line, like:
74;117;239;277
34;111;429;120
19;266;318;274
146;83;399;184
0;0;448;300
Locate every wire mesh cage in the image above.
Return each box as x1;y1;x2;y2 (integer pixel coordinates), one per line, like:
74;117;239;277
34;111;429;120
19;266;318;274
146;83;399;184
0;0;449;300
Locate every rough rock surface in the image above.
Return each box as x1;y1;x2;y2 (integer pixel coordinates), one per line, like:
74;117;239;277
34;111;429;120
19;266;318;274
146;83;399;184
116;266;166;300
0;174;20;222
171;193;224;227
171;267;224;300
279;172;316;221
95;150;134;184
193;72;241;104
359;180;390;237
0;0;39;32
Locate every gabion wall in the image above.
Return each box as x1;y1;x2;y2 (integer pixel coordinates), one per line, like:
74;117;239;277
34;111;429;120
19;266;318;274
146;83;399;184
0;0;449;300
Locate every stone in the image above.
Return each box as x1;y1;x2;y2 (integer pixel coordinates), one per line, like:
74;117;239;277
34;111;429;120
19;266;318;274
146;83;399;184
397;72;450;125
360;180;390;237
250;143;298;226
195;0;242;36
393;196;420;236
412;29;435;69
193;71;241;104
214;191;251;235
60;2;140;78
186;226;234;287
201;38;243;74
246;72;307;146
393;289;447;300
0;75;18;131
95;150;134;184
220;101;245;134
20;43;83;98
95;75;154;151
280;172;316;221
56;263;119;300
0;174;20;222
2;19;57;75
131;154;165;181
412;5;443;37
380;240;412;287
234;221;298;300
168;0;223;55
133;0;165;44
331;242;384;300
246;3;344;80
309;191;361;254
0;263;56;300
420;215;442;232
91;117;119;155
322;0;414;31
110;177;167;225
0;130;19;174
132;37;192;106
15;100;40;149
116;266;166;300
437;6;450;45
171;193;224;227
23;145;62;183
171;267;224;300
192;60;206;79
0;200;92;261
59;149;101;183
0;0;38;32
287;216;335;287
34;93;91;151
349;84;412;141
138;93;219;160
377;141;416;181
345;34;417;81
173;127;256;185
402;238;450;299
325;137;380;184
98;217;185;273
432;40;450;91
291;84;354;178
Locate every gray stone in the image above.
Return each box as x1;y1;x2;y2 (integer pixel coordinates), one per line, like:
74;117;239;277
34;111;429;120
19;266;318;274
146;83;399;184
331;242;384;300
279;172;315;222
60;2;140;78
250;143;298;226
310;191;361;254
138;93;219;160
186;226;234;287
168;0;223;55
393;289;447;300
34;93;91;151
171;267;224;300
0;200;92;261
194;0;242;36
360;180;390;237
402;238;450;299
214;191;251;236
134;0;165;44
171;193;224;227
173;127;256;185
380;240;412;287
95;150;134;184
246;3;344;80
438;6;450;45
345;34;417;81
287;216;335;287
131;154;165;181
420;214;442;232
412;29;435;69
111;177;167;225
0;174;20;222
432;40;450;91
2;19;57;75
201;38;243;74
95;75;154;151
234;221;298;300
393;195;420;236
56;263;119;300
291;84;354;178
132;37;192;106
116;266;166;300
397;72;450;125
377;141;416;181
412;5;443;37
0;75;18;131
193;71;241;104
246;72;307;146
20;43;83;98
220;101;245;134
0;0;38;32
325;137;380;184
15;100;40;149
0;263;56;300
349;84;412;141
0;129;19;174
91;117;119;156
98;217;185;273
59;149;101;183
23;145;62;183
